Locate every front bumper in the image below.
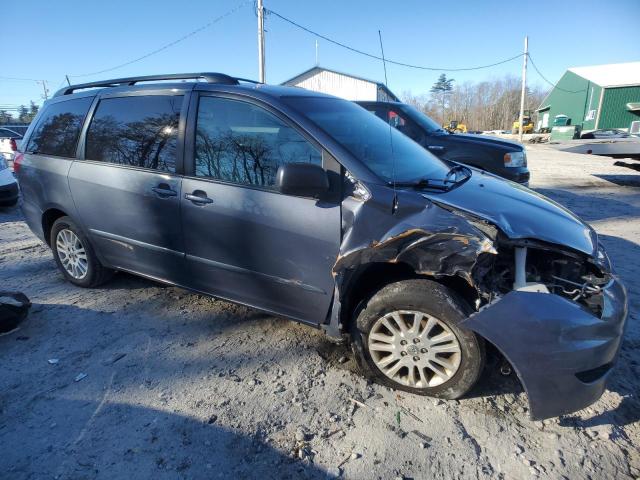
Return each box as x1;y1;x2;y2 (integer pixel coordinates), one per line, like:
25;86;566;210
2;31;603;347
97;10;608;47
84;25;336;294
463;276;628;420
505;168;530;185
0;173;19;205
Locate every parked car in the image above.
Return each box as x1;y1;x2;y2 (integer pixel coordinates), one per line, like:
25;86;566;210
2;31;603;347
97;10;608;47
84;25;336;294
357;101;530;185
0;127;23;169
0;154;19;206
15;73;627;420
1;125;29;136
581;129;629;139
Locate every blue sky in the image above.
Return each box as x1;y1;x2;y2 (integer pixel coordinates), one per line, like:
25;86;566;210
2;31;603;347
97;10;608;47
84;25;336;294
2;0;639;110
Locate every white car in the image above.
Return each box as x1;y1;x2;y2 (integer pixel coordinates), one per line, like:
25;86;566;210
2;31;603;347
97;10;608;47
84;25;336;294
0;127;26;170
0;154;19;206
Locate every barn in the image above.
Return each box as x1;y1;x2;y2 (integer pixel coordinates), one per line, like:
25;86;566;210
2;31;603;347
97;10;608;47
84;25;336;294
536;61;640;133
282;66;399;102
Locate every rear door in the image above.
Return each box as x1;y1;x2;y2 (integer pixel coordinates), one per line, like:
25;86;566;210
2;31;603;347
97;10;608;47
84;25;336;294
180;93;341;324
68;90;188;282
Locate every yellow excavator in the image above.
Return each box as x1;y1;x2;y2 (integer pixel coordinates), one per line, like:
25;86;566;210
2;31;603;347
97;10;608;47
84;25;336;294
443;120;467;134
513;111;534;134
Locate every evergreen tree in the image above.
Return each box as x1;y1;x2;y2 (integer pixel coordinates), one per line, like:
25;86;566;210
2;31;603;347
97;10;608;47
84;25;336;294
29;101;39;121
0;110;12;125
18;105;29;124
430;74;455;125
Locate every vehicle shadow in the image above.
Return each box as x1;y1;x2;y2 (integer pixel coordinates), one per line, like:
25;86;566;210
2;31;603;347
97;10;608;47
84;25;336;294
593;174;640;187
0;297;340;479
0;397;332;480
559;390;640;429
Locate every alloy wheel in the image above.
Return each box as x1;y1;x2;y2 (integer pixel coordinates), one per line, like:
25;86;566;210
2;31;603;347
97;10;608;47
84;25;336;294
368;310;462;388
56;228;88;280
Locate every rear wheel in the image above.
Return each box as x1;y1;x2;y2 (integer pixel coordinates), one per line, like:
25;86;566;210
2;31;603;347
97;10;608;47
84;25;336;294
350;279;484;399
50;216;113;287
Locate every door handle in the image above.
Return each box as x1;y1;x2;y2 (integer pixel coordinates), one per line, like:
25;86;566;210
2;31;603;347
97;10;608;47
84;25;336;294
185;191;213;205
152;184;177;197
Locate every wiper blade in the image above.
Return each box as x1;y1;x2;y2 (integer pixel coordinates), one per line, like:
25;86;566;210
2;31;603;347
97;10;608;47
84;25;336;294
447;164;470;181
392;177;454;191
392;166;471;191
448;164;467;175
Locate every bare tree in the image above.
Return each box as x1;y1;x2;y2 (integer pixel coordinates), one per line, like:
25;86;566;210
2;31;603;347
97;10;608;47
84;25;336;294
405;75;548;131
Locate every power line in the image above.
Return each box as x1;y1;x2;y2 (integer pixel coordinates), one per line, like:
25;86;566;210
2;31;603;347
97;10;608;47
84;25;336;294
266;8;524;72
69;1;253;78
527;53;586;94
0;76;41;82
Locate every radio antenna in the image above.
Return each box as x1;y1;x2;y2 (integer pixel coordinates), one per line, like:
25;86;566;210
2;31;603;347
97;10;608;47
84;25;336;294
378;30;398;213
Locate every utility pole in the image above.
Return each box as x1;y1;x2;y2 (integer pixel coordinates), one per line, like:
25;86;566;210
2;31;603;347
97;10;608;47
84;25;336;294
257;0;265;83
518;35;528;143
40;80;49;100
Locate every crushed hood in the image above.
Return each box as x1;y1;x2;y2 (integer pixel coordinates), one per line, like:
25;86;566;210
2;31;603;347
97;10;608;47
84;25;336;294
424;172;597;256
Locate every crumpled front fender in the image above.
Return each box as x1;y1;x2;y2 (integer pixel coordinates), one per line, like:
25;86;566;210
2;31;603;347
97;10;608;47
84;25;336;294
462;277;627;420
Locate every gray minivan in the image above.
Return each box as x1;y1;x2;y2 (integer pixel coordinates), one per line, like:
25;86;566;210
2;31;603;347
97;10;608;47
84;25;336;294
15;73;627;420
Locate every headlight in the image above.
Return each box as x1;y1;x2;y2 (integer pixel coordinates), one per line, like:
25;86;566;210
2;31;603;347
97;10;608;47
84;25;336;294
504;150;527;167
594;242;612;273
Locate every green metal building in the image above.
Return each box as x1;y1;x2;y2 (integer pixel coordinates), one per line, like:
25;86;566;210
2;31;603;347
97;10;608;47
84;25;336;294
536;61;640;133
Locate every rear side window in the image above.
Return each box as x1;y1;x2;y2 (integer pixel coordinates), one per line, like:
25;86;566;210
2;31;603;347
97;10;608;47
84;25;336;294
85;95;183;173
26;97;92;157
194;96;321;189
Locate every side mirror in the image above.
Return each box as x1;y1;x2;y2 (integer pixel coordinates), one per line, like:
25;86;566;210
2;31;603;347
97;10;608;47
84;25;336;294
276;162;329;198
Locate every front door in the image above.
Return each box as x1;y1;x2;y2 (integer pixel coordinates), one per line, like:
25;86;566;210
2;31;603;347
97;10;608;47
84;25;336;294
68;92;186;282
181;94;341;324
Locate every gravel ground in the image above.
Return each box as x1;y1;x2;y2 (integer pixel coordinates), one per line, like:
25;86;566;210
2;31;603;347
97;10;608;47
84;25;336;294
1;145;638;480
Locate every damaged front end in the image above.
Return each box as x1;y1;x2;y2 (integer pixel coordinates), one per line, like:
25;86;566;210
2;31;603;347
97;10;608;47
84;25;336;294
464;239;628;420
332;174;628;420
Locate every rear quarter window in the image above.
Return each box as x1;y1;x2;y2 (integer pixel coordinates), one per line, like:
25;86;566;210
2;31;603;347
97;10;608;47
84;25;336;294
26;97;93;157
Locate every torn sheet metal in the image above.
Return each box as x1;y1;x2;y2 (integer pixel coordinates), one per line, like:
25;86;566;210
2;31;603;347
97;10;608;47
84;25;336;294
334;185;496;290
462;277;628;420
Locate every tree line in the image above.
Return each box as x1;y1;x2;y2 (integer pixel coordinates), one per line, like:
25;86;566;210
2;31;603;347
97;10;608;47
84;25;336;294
0;102;40;125
403;74;548;131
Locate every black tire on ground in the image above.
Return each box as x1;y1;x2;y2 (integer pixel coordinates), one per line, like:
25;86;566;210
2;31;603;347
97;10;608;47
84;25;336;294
350;279;485;400
50;216;113;288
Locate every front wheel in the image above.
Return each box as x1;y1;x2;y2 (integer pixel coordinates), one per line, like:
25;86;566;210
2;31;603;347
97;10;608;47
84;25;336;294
350;279;484;399
50;216;113;287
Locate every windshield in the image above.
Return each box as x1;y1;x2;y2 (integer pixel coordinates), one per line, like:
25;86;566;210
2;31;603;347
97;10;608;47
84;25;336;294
399;104;445;134
282;96;450;183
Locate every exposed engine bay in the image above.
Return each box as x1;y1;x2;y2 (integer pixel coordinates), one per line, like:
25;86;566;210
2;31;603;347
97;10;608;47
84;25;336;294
476;240;611;318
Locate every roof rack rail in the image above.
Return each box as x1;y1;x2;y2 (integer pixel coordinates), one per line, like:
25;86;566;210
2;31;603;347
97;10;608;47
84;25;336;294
54;72;258;97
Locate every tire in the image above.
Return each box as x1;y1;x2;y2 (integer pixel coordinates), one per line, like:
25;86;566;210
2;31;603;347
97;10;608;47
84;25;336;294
50;216;113;288
350;279;484;399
